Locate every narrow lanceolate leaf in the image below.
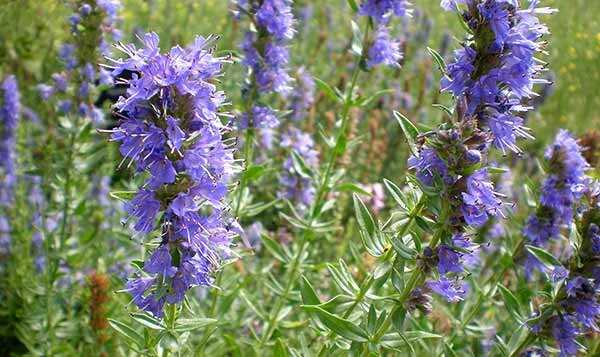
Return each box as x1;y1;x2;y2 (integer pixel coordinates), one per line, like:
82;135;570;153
300;276;321;306
274;338;290;357
174;318;217;332
291;150;313;179
380;330;442;348
130;313;166;330
262;234;289;263
108;319;144;348
109;190;136;202
346;0;359;12
243;164;267;182
525;245;562;268
427;47;447;73
314;77;342;102
393;111;419;156
327;263;357;296
391;236;417;260
383;178;409;212
350;20;364;57
353;193;376;236
301;305;369;342
336;182;372;196
497;284;522;321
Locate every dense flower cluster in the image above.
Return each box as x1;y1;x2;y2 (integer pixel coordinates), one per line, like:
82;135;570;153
359;0;411;68
38;0;122;123
533;271;600;357
409;0;554;303
236;0;296;160
106;33;238;317
521;133;596;356
278;128;319;212
440;0;555;154
0;76;21;258
523;130;588;258
238;0;295;97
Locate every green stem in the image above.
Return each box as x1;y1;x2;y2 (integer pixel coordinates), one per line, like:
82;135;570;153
259;45;366;349
318;198;427;353
234;128;255;218
259;239;310;347
371;201;450;345
45;117;77;354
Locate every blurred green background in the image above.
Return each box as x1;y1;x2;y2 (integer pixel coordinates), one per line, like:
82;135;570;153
1;0;598;142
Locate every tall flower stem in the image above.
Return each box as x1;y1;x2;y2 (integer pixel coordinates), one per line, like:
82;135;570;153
317;197;426;354
259;37;367;346
234;128;255;218
371;200;450;345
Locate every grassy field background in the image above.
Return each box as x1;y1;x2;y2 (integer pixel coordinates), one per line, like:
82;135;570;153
1;0;598;140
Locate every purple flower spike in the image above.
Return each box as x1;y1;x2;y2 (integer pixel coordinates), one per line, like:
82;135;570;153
107;33;238;318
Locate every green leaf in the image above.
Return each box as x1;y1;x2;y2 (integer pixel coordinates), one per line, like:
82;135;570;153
314;77;341;102
243;164;267;182
356;89;395;107
346;0;359;12
245;199;279;217
327;263;357;296
130;313;166;331
239;290;266;320
391;307;406;332
109;190;136;202
383;178;409;211
300;276;321;306
350;20;364;56
333;131;348;157
262;234;289;262
487;166;509;174
274;338;289;357
174;318;217;332
367;305;378;334
427;47;447;73
391;236;417;260
315;295;355;314
353;193;376;236
108;319;144;348
525;245;562;268
431;103;454;117
291;150;313;179
403;331;443;340
302;305;369;342
497;284;521;321
393;111;419;156
336;182;372;196
507;325;530;356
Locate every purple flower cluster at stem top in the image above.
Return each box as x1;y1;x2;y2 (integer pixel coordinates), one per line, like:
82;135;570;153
0;75;21;257
524;130;589;247
409;0;556;304
540;273;600;357
441;0;555;154
239;0;295;97
106;33;238;318
359;0;411;68
237;0;296;155
38;0;122;124
520;131;594;356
